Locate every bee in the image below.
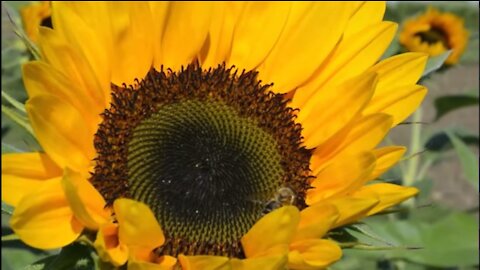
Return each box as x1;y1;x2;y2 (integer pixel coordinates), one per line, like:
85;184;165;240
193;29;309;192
262;187;295;215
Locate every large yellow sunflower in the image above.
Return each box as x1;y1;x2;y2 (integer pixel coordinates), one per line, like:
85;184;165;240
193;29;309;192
399;7;469;65
2;2;427;269
19;1;52;43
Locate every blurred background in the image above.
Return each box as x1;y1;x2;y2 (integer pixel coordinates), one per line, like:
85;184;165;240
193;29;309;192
1;1;478;270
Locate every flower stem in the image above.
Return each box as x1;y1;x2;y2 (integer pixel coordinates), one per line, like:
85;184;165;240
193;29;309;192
404;107;423;187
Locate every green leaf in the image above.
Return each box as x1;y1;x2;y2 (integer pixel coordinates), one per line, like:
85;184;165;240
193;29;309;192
2;91;26;113
25;242;96;270
434;95;479;121
445;131;479;190
345;211;479;267
1;142;24;154
1;105;34;136
421;50;452;77
1;234;20;242
2;201;14;215
424;131;479;152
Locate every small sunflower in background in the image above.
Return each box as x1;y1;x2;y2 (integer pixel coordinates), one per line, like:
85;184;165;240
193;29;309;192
399;7;469;65
3;2;428;269
19;1;51;43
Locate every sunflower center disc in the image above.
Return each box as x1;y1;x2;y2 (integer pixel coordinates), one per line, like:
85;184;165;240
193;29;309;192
128;100;282;254
415;27;449;47
91;63;312;257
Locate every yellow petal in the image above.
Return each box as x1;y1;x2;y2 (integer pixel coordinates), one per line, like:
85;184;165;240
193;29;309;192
26;94;94;172
258;2;353;93
292;22;397;109
20;1;51;43
299;72;377;149
230;255;287;270
369;146;406;180
241;206;299;258
179;255;230;270
106;1;154;85
114;198;165;261
39;16;110;106
94;223;129;267
48;3;111;105
288;239;342;269
22;61;103;129
353;183;419;215
161;2;212;71
128;256;177;270
62;168;110;230
2;152;61;206
149;2;169;70
227;2;291;71
368;52;428;91
363;84;427;126
10;177;83;249
311;113;393;175
324;197;379;228
307;152;376;205
344;2;386;37
294;204;339;242
200;2;246;68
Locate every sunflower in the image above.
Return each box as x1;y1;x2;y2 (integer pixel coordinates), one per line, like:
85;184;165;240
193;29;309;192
19;1;52;43
399;7;469;65
2;2;427;269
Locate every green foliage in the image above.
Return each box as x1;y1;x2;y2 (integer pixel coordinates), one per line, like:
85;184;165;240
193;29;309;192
422;50;452;78
425;131;479;152
445;131;479;189
336;209;479;269
434;95;479;120
25;243;96;270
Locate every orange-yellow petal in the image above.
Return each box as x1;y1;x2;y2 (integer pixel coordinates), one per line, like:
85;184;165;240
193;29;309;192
368;52;427;91
353;183;419;215
2;152;62;206
38;23;110;107
294;204;339;242
311;113;393;175
288;239;342;269
94;223;129;267
344;2;386;37
241;206;299;258
259;2;353;94
307;152;376;204
200;2;246;68
114;198;165;261
62;168;110;230
10;177;83;249
363;84;427;126
227;2;291;71
369;146;406;180
128;256;177;270
324;197;379;228
106;1;154;85
26;94;94;172
299;72;377;149
179;255;230;270
160;2;212;71
22;60;103;129
292;22;397;109
230;255;287;270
